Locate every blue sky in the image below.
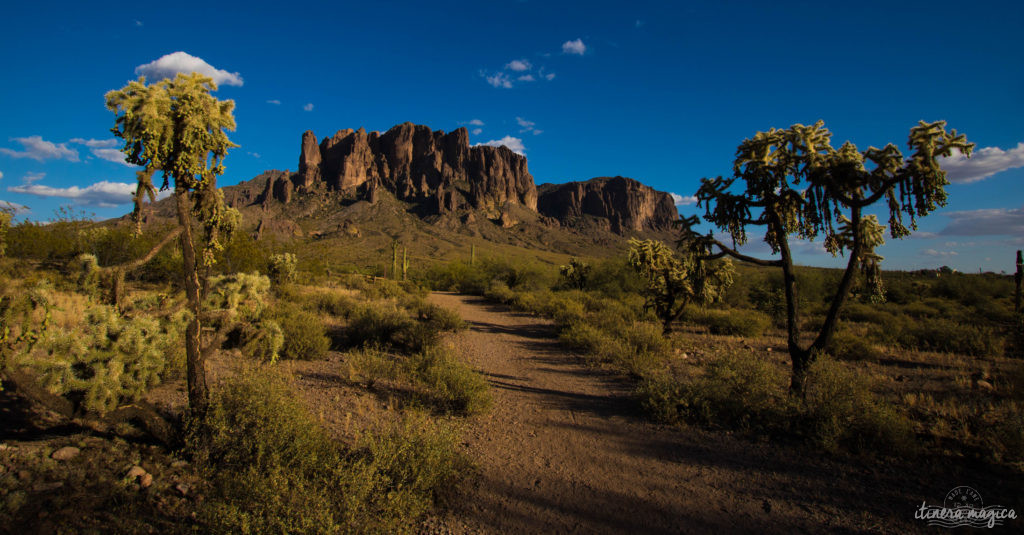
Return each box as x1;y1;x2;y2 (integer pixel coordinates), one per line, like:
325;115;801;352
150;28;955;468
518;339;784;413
1;0;1022;271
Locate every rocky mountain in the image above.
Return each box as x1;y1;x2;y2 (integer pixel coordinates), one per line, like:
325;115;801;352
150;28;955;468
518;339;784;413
247;123;678;234
265;122;536;214
537;176;678;234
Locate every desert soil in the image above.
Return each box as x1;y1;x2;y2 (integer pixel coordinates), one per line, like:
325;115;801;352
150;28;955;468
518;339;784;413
427;292;1019;535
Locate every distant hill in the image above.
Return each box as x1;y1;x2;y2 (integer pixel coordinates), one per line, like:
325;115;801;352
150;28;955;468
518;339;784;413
140;122;682;270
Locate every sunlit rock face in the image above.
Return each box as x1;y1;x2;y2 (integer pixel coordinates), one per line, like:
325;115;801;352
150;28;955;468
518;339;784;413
536;176;678;234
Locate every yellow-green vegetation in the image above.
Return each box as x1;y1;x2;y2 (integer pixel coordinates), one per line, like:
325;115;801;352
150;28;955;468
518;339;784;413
1;278;187;414
424;252;1024;468
678;120;974;394
191;367;464;534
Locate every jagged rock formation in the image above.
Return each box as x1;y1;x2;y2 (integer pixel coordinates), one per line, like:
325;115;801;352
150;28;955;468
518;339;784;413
536;176;678;233
272;122;537;213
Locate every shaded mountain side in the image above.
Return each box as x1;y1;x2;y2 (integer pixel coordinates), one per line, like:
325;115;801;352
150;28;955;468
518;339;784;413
536;176;678;234
135;121;684;269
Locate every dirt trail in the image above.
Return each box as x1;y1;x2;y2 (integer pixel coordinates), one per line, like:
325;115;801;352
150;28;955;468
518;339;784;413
430;292;972;535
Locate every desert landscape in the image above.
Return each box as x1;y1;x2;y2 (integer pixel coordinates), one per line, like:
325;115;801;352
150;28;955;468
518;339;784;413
1;2;1022;534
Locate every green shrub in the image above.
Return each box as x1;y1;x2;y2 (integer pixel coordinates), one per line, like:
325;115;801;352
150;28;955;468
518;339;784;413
799;358;915;455
560;321;629;364
483;281;516;303
271;303;330;360
315;292;359;319
892;318;1002;357
691;308;770;337
639;350;785;429
346;301;414;349
826;330;883;362
191;368;463;534
407;345;492;415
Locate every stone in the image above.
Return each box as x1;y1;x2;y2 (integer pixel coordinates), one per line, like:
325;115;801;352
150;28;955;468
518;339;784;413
51;446;80;461
140;473;153;488
175;483;190;496
127;466;147;479
536;176;678;233
976;380;994;391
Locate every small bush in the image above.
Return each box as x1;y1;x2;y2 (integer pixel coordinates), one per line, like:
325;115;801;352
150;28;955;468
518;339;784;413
826;330;883;362
191;368;463;534
315;292;359;319
893;318;1002;357
271;303;330;360
407;345;492;415
238;319;284;363
691;308;770;337
639;350;785;429
799;358;915;455
346;301;414;349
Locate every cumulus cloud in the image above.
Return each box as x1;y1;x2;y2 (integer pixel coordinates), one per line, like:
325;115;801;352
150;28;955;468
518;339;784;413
940;143;1024;183
670;193;698;206
472;128;483;135
484;72;513;89
91;148;132;165
135;51;244;86
476;136;525;155
939;205;1024;236
921;249;959;258
505;59;532;71
7;180;137;207
562;38;586;55
70;138;118;148
466;119;485;126
517;74;535;82
0;136;79;162
303;103;314;112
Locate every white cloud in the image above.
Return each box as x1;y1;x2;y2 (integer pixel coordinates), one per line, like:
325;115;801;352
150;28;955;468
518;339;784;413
0;171;4;180
303;103;314;112
465;119;485;126
247;151;261;158
671;193;698;206
0;200;29;214
92;148;133;166
516;117;536;133
484;72;513;88
562;38;586;55
921;249;959;258
472;128;483;135
7;180;137;207
69;138;132;166
135;51;244;87
940;205;1024;236
70;138;118;148
517;74;535;82
0;136;79;162
266;99;281;105
22;172;45;185
940;142;1024;183
134;20;143;27
505;59;532;71
532;130;543;135
544;72;555;80
476;136;526;155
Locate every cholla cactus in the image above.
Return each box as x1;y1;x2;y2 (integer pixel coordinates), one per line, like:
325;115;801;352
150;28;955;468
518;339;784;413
205;272;282;362
7;289;187;414
268;253;298;284
0;207;12;257
559;258;591;290
627;238;734;334
74;253;100;296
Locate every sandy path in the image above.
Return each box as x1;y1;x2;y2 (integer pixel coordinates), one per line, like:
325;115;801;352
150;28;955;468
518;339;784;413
429;292;1004;534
